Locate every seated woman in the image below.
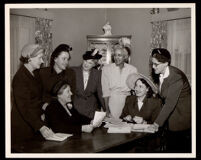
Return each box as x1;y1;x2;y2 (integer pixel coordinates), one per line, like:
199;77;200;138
45;80;95;134
120;73;162;124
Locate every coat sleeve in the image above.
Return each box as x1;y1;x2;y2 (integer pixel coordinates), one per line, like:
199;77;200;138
96;70;105;110
155;78;183;127
45;105;82;134
66;68;76;95
12;77;44;132
150;99;162;124
101;66;111;98
120;96;131;119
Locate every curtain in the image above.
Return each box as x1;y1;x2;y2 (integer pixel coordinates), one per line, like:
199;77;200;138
150;21;167;52
167;18;191;84
150;21;167;80
10;15;35;81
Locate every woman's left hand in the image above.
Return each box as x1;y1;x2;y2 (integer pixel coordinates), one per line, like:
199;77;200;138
147;122;159;132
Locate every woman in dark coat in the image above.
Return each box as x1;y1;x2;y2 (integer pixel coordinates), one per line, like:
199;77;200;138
72;49;105;119
120;73;162;124
39;44;76;104
45;80;94;134
148;48;191;153
11;44;54;146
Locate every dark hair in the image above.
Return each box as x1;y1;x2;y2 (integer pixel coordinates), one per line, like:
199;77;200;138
151;48;171;65
50;44;72;68
135;78;154;98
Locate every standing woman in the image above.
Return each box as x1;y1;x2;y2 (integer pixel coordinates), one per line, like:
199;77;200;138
72;49;105;119
39;44;76;104
149;48;191;152
11;44;54;146
101;45;138;118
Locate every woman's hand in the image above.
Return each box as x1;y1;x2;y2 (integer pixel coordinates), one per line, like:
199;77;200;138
42;103;49;111
123;115;132;122
39;125;54;139
91;120;102;128
147;122;159;132
82;124;94;133
133;116;143;124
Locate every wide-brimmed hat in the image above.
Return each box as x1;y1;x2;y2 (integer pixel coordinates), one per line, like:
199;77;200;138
83;48;102;60
126;73;158;94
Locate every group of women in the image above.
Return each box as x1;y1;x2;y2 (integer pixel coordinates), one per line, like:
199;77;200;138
11;43;191;153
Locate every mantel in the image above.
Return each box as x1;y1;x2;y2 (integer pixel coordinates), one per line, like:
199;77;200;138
87;35;132;43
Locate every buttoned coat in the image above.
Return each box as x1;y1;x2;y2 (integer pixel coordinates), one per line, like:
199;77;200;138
39;67;76;103
72;66;105;119
155;66;191;131
11;65;45;145
120;95;162;124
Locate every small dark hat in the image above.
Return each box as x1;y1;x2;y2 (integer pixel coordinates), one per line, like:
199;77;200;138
151;48;171;61
83;49;102;60
51;80;68;96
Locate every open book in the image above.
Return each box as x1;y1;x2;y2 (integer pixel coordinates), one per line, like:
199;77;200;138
46;133;73;142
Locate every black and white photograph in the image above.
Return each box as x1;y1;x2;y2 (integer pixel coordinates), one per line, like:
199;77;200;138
5;3;196;158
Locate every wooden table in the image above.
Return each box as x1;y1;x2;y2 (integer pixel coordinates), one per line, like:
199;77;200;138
12;127;155;153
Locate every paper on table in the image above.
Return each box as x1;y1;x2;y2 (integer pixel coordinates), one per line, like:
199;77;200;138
104;121;129;128
107;126;131;133
103;117;123;124
92;111;106;127
132;124;151;130
46;133;73;142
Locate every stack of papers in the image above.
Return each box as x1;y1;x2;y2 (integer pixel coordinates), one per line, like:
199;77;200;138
46;133;73;142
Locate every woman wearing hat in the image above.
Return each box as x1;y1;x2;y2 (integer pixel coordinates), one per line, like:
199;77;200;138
72;49;105;119
11;44;54;146
45;80;95;134
39;44;76;104
120;73;162;124
149;48;191;152
101;45;138;118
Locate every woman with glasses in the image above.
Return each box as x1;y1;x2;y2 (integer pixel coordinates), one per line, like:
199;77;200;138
148;48;191;153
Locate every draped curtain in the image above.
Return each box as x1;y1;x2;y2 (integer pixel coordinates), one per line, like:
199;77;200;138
10;15;35;81
167;18;191;84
